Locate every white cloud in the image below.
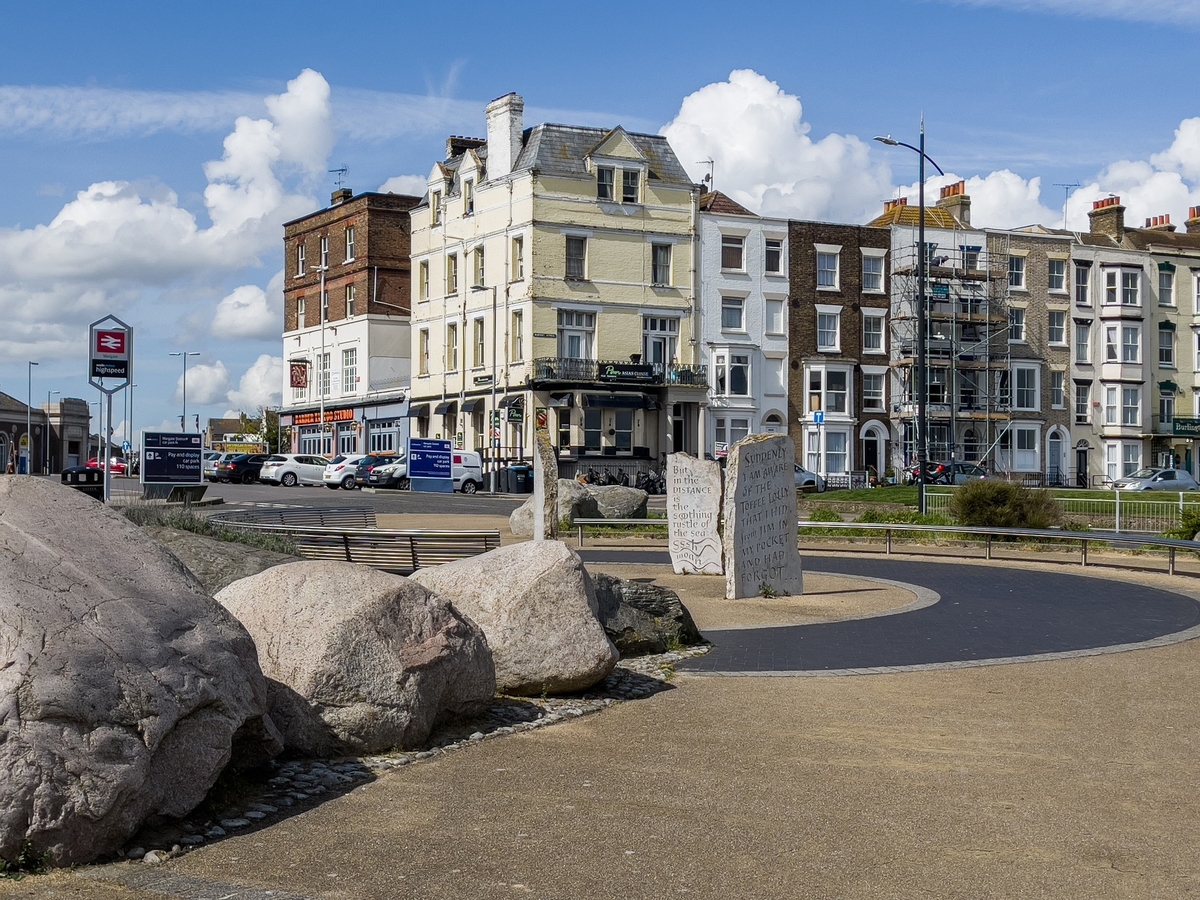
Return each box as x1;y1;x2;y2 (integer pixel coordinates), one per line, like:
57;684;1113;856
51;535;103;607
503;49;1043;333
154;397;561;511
1151;117;1200;183
0;70;330;365
661;69;892;223
226;354;284;412
934;0;1200;27
174;361;230;406
378;174;428;195
211;271;283;341
896;170;1060;229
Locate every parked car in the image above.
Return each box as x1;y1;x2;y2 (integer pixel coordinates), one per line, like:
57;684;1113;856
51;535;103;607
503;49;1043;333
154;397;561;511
1111;467;1200;491
368;450;484;493
354;453;401;487
202;450;221;479
794;464;826;493
259;454;329;486
951;463;987;484
205;452;238;482
903;461;952;485
216;453;270;484
323;454;368;490
85;456;128;476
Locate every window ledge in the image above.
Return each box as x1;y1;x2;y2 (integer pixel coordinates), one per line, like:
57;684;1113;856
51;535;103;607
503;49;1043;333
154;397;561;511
816;285;840;292
720;268;748;275
817;347;841;354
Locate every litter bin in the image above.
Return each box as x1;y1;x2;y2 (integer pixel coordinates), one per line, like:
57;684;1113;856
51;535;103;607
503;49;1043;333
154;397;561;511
508;464;531;494
61;466;104;501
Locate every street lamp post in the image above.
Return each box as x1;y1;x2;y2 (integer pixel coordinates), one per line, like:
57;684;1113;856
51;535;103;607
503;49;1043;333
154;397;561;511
169;351;201;432
875;124;944;516
471;284;500;493
26;361;38;475
45;389;59;474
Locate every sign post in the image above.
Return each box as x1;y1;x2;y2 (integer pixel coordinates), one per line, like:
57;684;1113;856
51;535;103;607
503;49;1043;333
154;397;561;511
141;432;204;501
88;315;132;504
406;438;454;493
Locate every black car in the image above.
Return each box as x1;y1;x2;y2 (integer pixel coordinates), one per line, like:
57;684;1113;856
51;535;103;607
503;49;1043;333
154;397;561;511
354;454;400;487
216;453;270;484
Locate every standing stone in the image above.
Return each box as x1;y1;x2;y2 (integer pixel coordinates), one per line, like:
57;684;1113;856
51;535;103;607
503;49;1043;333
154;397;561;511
533;428;559;541
722;434;802;599
666;453;723;575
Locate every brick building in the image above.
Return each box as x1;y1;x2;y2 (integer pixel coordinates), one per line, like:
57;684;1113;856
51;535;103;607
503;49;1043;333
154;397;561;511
787;219;891;482
280;189;421;456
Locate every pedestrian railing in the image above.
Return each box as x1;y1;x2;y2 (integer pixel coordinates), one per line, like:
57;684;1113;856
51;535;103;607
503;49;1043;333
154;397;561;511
924;489;1199;534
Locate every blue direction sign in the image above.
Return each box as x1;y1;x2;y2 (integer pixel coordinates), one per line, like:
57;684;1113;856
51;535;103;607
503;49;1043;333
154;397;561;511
813;410;826;425
141;432;203;485
407;438;454;493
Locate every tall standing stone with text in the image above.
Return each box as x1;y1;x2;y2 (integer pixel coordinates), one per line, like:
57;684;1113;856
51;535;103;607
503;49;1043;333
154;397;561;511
666;453;723;575
722;434;802;599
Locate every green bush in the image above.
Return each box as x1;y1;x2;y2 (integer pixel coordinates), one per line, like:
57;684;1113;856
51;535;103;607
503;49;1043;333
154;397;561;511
120;506;299;555
948;480;1062;529
805;507;844;523
1165;508;1200;540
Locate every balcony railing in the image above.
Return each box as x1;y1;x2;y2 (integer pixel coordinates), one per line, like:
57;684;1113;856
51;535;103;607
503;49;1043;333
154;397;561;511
530;357;707;386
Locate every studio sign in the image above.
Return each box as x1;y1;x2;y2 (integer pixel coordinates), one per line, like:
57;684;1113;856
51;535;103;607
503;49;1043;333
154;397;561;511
599;362;655;382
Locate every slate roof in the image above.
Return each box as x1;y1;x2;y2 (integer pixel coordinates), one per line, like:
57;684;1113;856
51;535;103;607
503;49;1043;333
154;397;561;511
699;191;758;217
512;124;694;187
0;391;32;416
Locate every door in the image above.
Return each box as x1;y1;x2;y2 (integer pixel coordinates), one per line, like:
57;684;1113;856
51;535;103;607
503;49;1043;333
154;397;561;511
864;438;879;475
1048;435;1062;485
301;455;326;483
1075;448;1089;488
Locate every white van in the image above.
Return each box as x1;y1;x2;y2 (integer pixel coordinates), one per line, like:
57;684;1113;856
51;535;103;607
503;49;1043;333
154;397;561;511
367;449;484;493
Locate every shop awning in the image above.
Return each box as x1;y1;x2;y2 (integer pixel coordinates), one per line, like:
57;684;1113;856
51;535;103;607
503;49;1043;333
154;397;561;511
582;392;651;409
406;403;429;418
434;400;457;415
499;396;524;408
548;393;574;408
461;398;485;413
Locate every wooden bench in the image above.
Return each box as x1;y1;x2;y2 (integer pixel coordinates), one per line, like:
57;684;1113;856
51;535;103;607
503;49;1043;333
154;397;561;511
212;506;377;529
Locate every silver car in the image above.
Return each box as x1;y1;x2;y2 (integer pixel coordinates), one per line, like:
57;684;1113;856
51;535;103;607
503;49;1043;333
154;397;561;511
795;464;826;493
259;454;329;487
204;452;237;483
1112;467;1200;491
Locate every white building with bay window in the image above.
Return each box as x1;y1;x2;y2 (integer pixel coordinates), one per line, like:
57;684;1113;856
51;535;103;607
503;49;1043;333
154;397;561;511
697;192;789;457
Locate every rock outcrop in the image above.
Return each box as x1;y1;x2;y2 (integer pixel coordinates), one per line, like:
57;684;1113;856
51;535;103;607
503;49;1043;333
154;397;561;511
591;574;705;656
0;477;278;867
143;525;299;595
586;484;648;520
215;562;495;756
412;542;617;695
510;478;600;536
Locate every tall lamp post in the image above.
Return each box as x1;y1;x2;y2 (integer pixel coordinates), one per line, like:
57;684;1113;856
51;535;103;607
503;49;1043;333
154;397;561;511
45;389;59;474
875;123;944;516
170;352;200;432
471;284;500;493
26;361;38;475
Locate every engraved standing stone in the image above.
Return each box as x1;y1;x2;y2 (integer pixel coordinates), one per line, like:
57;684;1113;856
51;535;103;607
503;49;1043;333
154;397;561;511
666;453;723;575
532;429;559;541
722;433;802;599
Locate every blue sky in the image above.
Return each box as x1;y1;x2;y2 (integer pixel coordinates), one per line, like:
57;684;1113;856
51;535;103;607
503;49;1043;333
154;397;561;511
1;0;1197;438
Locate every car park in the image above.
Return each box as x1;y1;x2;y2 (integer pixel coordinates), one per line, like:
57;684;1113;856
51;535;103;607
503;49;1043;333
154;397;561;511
86;457;129;476
794;464;825;493
367;450;484;493
215;453;270;484
323;454;368;490
1111;467;1200;491
354;453;401;487
205;452;238;482
259;454;329;486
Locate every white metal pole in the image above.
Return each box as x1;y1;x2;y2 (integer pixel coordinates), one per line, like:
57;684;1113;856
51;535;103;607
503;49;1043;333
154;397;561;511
103;393;112;503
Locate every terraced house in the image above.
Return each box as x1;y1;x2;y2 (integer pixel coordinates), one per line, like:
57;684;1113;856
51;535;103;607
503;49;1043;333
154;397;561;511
408;93;705;476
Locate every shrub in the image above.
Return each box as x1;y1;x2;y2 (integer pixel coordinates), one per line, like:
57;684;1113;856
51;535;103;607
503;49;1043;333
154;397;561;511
948;480;1062;530
120;506;298;555
1165;508;1200;540
806;507;844;523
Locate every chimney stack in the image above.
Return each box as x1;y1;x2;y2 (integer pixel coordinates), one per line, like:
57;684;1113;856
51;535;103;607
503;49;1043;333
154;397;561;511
1143;214;1176;232
330;188;352;206
883;197;909;214
1187;206;1200;235
1089;196;1125;241
485;92;524;181
936;180;971;227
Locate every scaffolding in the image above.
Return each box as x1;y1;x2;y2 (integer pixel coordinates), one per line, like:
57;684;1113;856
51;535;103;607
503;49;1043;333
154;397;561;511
890;228;1012;471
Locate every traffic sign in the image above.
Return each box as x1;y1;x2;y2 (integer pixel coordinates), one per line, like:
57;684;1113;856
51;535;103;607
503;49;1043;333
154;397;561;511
407;438;454;493
813;410;825;425
141;432;203;485
122;440;131;454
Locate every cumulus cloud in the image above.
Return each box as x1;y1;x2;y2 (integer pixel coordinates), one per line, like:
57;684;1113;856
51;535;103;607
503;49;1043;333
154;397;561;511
174;361;230;406
211;270;283;341
226;354;284;412
378;174;428;195
0;70;330;365
661;69;892;223
895;170;1060;230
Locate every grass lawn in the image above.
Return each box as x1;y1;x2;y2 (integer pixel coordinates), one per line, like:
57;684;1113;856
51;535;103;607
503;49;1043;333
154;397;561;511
805;486;919;505
803;484;1200;508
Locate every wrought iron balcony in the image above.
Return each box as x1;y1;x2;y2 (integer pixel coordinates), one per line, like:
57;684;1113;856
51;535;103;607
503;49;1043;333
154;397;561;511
530;357;707;387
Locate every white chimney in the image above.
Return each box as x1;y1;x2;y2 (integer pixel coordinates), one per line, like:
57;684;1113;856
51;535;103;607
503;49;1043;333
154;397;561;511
485;93;524;180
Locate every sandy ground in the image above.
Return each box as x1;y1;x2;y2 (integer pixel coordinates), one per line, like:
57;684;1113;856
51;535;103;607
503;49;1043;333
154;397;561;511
6;555;1200;899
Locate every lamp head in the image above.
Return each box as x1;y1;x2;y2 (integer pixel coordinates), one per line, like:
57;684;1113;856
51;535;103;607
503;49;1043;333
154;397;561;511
874;135;899;146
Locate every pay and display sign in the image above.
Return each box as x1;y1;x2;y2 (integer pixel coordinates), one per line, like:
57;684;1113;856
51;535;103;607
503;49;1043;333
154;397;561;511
407;438;454;493
141;432;203;485
89;315;132;386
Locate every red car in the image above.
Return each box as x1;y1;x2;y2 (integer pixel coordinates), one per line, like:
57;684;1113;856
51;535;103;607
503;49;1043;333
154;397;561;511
85;457;128;476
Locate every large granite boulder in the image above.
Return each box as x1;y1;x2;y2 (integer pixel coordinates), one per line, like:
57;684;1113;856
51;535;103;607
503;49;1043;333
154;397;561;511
143;525;299;595
0;477;279;867
591;574;705;656
510;478;600;536
587;484;648;520
215;562;495;756
412;542;618;695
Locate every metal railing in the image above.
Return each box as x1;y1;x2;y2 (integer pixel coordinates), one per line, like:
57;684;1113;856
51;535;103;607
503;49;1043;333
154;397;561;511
924;489;1198;533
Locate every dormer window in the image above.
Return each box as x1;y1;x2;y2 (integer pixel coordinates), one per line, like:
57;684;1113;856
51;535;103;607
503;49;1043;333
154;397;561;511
464;179;475;216
622;170;639;203
431;190;442;226
597;167;614;201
